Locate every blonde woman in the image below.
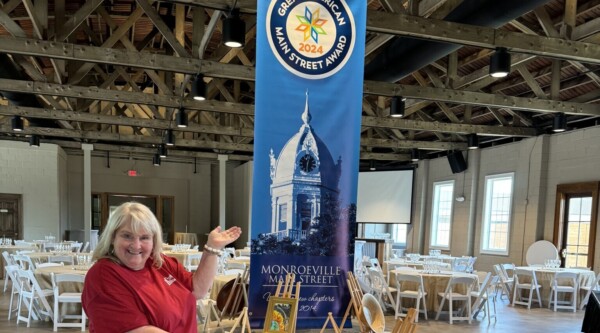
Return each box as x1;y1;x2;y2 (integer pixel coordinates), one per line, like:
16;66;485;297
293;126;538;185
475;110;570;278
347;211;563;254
82;202;241;333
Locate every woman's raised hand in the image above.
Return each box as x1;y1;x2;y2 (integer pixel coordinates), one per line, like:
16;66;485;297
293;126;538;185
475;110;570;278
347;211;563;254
206;226;242;249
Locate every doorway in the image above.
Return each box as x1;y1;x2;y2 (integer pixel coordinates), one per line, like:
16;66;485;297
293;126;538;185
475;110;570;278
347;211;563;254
0;194;21;240
92;193;175;243
553;182;599;268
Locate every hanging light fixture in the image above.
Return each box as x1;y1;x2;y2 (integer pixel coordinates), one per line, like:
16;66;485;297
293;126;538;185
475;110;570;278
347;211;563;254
192;75;206;101
411;149;419;162
11;116;23;132
223;8;245;48
165;129;175;146
467;134;479;150
390;96;405;118
369;160;376;171
29;135;40;147
158;144;168;158
176;108;188;128
152;153;161;166
553;112;567;132
489;47;511;78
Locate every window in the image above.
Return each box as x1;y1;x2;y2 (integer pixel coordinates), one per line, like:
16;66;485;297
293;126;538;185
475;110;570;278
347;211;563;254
481;173;514;255
278;203;287;225
392;224;408;245
430;180;454;249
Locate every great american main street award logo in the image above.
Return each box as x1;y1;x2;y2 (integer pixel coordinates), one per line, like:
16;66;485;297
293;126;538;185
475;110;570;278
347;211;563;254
266;0;356;79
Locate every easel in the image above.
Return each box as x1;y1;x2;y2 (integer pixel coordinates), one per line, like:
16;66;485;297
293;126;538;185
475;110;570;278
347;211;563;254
264;273;301;333
227;307;252;333
220;266;250;320
320;271;368;333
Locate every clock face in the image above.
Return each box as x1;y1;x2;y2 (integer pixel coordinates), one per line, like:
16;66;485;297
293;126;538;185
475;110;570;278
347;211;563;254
298;153;316;173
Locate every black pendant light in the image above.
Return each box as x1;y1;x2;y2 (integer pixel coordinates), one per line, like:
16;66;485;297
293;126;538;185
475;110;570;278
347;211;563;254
11;116;23;132
467;134;479;149
489;47;511;78
553;112;567;132
411;149;419;162
165;129;175;146
390;96;405;118
192;75;206;101
176;108;188;128
369;160;376;171
158;144;168;158
152;153;161;166
223;8;245;48
29;135;40;147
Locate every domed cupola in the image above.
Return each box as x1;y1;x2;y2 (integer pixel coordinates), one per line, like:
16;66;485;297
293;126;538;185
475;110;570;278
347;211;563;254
270;92;339;192
268;91;342;238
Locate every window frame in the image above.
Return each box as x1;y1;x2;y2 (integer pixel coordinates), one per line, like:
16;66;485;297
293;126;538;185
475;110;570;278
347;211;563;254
429;180;455;250
480;172;515;256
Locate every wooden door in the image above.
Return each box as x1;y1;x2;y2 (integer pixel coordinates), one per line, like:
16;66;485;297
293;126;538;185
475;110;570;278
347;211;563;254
0;194;22;240
553;182;599;268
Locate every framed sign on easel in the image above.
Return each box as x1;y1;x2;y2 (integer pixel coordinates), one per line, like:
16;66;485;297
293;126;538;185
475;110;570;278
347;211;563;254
264;273;301;333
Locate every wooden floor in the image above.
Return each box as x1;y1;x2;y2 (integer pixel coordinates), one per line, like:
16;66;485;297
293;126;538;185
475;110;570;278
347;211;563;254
0;279;586;332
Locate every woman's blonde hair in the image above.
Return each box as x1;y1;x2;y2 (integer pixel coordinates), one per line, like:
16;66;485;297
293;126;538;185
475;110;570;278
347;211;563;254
93;202;164;268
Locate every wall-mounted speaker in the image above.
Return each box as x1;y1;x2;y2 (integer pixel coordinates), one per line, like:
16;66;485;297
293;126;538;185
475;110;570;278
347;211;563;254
447;151;467;174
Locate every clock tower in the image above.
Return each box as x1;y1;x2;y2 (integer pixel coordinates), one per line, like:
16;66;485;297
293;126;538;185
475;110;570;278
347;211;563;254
269;92;341;240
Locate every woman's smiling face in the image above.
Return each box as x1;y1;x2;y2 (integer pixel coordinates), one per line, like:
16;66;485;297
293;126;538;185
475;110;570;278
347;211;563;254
112;220;154;271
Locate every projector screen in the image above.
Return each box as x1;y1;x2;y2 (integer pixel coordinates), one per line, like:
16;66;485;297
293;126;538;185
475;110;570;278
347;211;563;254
356;169;414;224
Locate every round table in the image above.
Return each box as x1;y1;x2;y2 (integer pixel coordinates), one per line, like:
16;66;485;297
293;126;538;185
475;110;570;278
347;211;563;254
210;274;237;300
390;269;479;312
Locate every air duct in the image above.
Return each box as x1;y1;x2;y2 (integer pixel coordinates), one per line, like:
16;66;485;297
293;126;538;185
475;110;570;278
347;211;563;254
364;0;550;82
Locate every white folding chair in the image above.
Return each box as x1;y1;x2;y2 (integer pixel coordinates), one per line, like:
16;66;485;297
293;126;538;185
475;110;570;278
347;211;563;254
70;242;83;253
367;267;396;311
36;262;65;269
493;264;512;300
5;265;21;320
185;253;202;272
452;257;471;272
223;247;236;259
51;273;86;331
48;255;74;266
394;272;427;322
13;254;36;271
512;268;542;309
580;271;600;310
501;263;515;281
3;251;17;292
435;275;477;324
470;272;497;323
80;242;90;253
16;268;54;326
548;271;578;312
224;262;247;276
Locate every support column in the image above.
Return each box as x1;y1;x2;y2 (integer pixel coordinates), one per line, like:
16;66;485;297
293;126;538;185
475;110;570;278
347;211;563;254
218;154;228;230
82;143;93;244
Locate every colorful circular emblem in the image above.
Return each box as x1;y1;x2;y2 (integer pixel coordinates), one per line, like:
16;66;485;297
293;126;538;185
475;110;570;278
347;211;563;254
266;0;355;79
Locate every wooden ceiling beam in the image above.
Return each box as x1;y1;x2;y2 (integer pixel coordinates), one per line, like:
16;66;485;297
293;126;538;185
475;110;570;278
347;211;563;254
362;115;536;137
364;80;600;116
0;125;254;152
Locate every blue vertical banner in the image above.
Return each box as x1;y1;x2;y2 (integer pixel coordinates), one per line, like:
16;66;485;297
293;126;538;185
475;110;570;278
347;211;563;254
250;0;365;329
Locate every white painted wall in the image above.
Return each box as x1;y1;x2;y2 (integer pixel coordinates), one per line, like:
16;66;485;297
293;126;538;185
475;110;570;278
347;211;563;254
0;141;67;240
411;125;600;272
67;153;215;242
